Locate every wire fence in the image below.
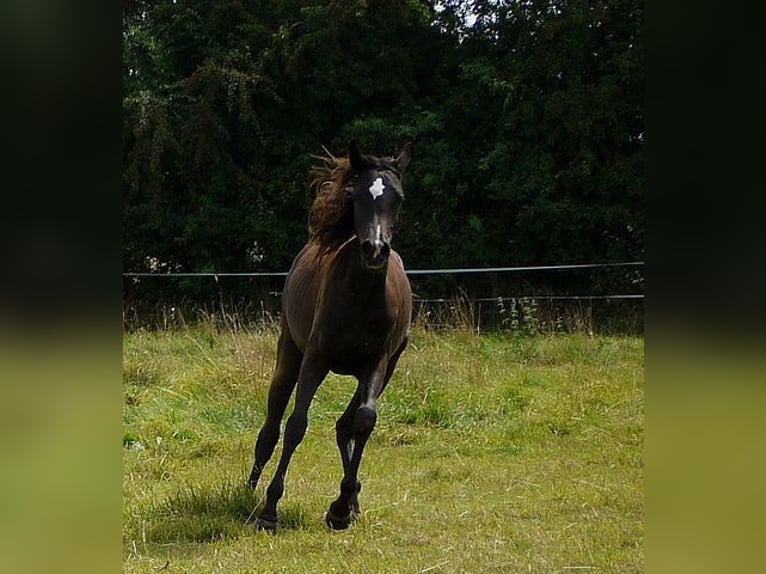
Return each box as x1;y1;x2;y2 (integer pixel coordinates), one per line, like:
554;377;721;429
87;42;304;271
123;262;644;301
123;260;643;279
123;261;643;332
418;294;643;302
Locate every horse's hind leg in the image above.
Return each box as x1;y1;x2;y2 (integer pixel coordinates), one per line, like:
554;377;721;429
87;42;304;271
247;324;302;489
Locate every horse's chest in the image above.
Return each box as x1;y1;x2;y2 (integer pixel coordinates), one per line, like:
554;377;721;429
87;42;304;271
322;312;389;352
316;305;394;373
336;327;385;353
323;335;385;376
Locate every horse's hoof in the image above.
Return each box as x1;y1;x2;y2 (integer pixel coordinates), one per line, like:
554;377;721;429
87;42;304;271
254;516;277;533
324;510;351;531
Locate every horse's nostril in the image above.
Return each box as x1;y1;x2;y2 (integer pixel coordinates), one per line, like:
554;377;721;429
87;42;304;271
361;240;375;257
360;239;389;265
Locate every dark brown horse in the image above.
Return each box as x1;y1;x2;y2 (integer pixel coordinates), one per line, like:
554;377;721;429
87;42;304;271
247;141;413;532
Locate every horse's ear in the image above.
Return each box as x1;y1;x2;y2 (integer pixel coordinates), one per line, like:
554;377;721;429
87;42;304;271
395;141;413;172
348;140;365;172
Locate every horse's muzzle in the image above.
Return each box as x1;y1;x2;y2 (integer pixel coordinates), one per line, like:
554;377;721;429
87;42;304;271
360;239;390;269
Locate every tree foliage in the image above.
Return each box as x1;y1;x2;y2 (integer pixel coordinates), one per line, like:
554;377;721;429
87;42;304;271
124;0;642;301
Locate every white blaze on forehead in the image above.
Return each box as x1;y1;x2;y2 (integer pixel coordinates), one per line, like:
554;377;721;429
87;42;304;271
368;177;385;200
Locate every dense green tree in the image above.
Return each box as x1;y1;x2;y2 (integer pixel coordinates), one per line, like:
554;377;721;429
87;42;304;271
430;0;642;267
123;0;643;305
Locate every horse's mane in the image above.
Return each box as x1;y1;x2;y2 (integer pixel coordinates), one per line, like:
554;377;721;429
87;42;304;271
308;151;355;252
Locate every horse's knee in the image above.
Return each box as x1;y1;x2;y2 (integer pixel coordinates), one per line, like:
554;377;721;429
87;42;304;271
335;412;353;438
354;405;377;436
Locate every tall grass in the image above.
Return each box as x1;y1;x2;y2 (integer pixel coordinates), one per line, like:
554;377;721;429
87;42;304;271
125;295;642;336
123;323;643;573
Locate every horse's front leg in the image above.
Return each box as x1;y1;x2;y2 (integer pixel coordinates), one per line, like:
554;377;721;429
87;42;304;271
248;325;302;489
325;359;390;530
325;338;407;530
254;351;329;533
334;385;363;512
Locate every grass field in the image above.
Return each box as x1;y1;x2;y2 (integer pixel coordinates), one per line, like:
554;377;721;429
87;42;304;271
123;325;643;573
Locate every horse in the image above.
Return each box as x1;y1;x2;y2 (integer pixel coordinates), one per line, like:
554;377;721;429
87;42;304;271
247;140;413;532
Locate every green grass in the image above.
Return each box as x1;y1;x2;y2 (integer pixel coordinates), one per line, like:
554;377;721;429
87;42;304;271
123;326;643;573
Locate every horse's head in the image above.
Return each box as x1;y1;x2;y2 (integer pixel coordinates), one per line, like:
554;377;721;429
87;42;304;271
346;140;412;270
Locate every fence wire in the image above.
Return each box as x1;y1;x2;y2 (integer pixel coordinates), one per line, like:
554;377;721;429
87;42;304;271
123;260;644;279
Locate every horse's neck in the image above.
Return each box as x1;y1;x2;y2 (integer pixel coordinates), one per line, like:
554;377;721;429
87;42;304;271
337;239;388;295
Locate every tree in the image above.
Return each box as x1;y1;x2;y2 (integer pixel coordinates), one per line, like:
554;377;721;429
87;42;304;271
123;0;643;309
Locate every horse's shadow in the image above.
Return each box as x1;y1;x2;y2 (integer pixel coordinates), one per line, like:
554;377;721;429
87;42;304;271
142;480;311;543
